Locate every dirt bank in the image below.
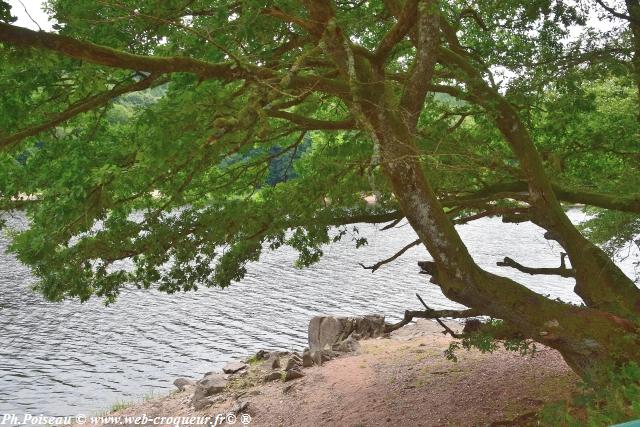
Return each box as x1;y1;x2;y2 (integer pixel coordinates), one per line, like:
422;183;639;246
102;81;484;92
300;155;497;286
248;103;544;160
86;319;577;426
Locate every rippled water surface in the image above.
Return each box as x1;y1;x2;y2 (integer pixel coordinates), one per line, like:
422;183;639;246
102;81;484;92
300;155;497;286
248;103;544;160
0;210;637;416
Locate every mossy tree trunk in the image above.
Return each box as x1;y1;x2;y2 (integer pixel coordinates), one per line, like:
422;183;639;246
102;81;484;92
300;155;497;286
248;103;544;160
321;1;640;380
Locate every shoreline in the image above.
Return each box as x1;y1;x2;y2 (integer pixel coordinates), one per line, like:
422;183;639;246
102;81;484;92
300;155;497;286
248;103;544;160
70;318;578;427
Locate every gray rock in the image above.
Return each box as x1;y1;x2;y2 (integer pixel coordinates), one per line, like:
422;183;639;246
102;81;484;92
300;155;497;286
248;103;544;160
333;334;361;353
302;348;313;367
321;351;334;362
173;377;195;391
191;373;228;409
283;368;304;382
254;350;270;360
308;315;385;351
230;400;249;415
285;357;301;371
266;353;280;369
223;361;247;374
192;394;225;411
310;350;323;366
263;371;282;382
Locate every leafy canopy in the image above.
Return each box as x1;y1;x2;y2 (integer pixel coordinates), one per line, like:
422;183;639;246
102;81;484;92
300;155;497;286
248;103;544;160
0;0;638;303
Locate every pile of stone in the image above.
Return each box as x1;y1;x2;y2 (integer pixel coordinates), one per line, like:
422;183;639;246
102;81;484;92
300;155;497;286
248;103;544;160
172;315;386;411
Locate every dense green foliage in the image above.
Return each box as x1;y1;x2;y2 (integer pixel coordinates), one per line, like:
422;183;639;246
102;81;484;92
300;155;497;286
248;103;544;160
0;0;638;303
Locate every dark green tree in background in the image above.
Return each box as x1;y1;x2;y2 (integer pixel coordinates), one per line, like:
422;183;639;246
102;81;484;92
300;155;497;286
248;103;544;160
1;0;640;384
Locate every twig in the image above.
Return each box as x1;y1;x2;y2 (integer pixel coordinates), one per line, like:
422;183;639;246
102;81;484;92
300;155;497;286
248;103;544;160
416;293;461;338
497;255;575;278
359;239;421;272
384;293;478;334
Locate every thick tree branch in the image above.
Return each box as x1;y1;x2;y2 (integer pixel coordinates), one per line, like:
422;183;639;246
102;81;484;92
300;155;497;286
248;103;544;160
457;181;640;214
595;0;637;22
0;23;352;101
373;0;418;64
0;23;270;80
399;0;440;128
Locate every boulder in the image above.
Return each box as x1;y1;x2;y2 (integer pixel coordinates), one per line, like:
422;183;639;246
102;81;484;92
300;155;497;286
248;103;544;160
191;373;228;409
266;353;280;369
302;348;313;367
263;371;281;382
192;395;224;411
253;350;270;360
223;361;247;374
310;350;323;366
285;357;301;371
332;334;361;353
283;368;304;382
308;315;385;351
173;377;195;391
230;400;249;415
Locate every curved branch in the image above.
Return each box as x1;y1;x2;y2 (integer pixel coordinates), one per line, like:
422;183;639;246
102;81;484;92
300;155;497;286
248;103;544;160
594;0;637;22
374;0;418;64
359;238;421;272
0;22;270;80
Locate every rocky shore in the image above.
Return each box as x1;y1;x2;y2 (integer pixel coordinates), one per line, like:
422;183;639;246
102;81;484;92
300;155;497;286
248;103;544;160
182;314;387;411
78;316;578;426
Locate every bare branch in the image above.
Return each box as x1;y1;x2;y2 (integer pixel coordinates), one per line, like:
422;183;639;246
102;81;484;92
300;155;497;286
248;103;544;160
497;256;575;278
359;238;421;272
381;217;403;230
594;0;637;22
385;293;480;333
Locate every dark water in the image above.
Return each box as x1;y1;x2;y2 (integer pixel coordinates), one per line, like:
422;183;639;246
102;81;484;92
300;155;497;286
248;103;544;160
0;210;637;416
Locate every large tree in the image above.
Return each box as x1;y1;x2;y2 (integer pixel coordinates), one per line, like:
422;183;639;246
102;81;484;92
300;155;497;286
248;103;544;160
1;0;639;380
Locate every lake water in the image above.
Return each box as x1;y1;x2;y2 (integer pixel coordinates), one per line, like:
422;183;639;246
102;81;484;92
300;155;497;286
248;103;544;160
0;210;637;416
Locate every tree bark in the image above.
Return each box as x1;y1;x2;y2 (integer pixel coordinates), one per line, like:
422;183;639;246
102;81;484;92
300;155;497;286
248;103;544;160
625;0;640;115
343;5;640;377
437;41;640;322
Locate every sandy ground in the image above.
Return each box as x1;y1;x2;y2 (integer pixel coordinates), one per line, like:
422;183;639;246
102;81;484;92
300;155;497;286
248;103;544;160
87;320;578;427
